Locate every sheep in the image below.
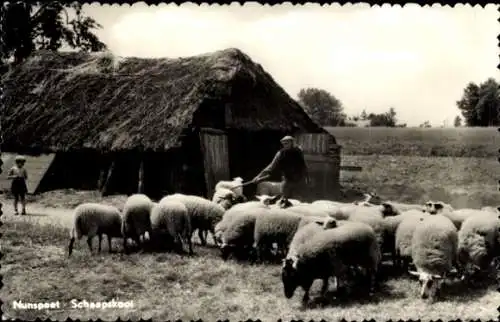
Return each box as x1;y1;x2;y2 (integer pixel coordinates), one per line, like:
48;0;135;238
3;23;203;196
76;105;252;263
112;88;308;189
424;200;454;215
441;209;485;230
256;194;301;208
215;177;244;199
162;193;225;246
256;180;282;196
214;201;269;246
457;211;500;280
381;201;426;213
481;206;500;214
68;203;123;257
219;206;270;260
281;221;381;307
150;199;193;255
286;204;330;218
288;218;339;259
394;212;430;272
409;215;458;302
383;209;430;268
347;207;386;248
121;194;154;253
212;188;237;210
253;209;304;262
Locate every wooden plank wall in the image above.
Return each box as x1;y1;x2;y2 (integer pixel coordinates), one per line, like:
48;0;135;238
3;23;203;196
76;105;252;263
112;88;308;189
199;128;231;199
295;133;341;201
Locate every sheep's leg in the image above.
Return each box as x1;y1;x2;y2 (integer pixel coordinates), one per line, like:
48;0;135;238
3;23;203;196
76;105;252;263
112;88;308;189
98;234;102;253
87;236;93;254
68;237;75;257
198;229;207;246
185;233;194;255
123;236;129;254
108;235;113;253
320;277;329;297
301;280;314;308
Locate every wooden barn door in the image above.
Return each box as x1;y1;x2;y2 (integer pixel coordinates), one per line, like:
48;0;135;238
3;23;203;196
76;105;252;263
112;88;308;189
295;133;341;202
199;128;230;199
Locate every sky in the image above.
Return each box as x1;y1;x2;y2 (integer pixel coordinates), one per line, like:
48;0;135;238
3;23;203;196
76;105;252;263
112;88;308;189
82;3;499;127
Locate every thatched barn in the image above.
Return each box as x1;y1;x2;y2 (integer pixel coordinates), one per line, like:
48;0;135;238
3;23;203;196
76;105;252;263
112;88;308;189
1;48;341;201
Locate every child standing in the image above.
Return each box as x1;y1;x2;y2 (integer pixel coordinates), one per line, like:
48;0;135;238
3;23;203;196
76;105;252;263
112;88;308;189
8;155;28;215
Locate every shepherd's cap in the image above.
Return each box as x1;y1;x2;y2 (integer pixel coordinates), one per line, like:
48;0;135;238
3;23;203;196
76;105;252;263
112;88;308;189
15;155;26;162
280;135;294;143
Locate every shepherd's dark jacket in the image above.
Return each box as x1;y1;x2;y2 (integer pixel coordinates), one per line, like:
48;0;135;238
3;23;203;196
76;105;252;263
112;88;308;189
256;146;308;182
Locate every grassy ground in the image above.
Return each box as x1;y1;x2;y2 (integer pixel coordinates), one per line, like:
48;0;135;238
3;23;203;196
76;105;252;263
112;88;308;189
325;127;499;157
340;155;500;209
2;216;499;321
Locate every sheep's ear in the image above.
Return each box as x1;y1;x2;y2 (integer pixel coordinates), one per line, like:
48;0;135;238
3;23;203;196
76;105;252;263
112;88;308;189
314;221;324;226
435;203;444;210
496;206;500;212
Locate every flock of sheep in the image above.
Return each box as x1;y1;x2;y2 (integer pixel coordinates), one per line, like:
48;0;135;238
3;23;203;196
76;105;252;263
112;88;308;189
67;177;500;308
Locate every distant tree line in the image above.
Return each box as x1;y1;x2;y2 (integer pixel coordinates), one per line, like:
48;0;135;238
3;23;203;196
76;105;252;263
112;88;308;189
297;87;404;127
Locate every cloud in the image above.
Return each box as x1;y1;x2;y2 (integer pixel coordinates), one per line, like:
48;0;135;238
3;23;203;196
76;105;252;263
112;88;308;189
85;3;499;126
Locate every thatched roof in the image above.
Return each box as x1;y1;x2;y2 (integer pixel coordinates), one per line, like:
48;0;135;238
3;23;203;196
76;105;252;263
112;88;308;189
2;48;328;153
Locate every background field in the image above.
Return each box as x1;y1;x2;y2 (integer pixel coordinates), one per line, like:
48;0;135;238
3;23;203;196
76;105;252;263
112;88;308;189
326;126;499;157
2;126;499;321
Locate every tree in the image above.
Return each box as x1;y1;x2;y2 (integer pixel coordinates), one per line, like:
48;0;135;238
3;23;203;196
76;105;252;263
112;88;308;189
419;121;431;128
360;109;368;120
297;88;347;126
456;78;500;126
367;107;398;127
1;1;107;66
454;115;462;127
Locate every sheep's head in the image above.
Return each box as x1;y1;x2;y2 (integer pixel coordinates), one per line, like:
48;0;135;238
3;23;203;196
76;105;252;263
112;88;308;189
425;201;453;215
276;198;294;209
256;194;280;206
409;270;443;301
322;217;337;229
380;202;399;217
282;257;300;299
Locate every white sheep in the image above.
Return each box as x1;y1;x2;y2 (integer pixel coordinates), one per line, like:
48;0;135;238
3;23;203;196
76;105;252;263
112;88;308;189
255;194;301;208
441;208;485;230
121;194;154;253
68;203;123;257
394;213;430;272
253;209;304;262
162;193;225;246
215;177;244;198
457;211;500;279
381;201;426;213
288;218;339;259
481;205;500;214
286;203;330;218
150;199;193;255
282;221;381;307
219;206;270;260
410;215;458;302
212;187;237;210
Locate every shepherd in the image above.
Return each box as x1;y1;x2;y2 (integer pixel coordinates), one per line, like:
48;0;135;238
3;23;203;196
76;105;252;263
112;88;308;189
252;135;310;204
8;155;28;215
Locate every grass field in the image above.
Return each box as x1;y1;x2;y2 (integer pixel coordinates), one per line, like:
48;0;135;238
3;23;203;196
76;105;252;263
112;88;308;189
2;218;500;321
325;127;500;157
2;127;500;320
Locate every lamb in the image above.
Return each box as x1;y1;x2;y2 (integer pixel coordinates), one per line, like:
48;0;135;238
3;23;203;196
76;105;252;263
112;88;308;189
212;187;237;210
162;193;225;246
215;177;244;199
121;194;154;253
424;200;454;215
347;207;386;250
256;180;282;196
394;212;430;272
410;215;458;302
253;209;304;262
219;206;270;260
281;221;381;307
68;203;123;257
457;211;500;279
150;199;193;255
